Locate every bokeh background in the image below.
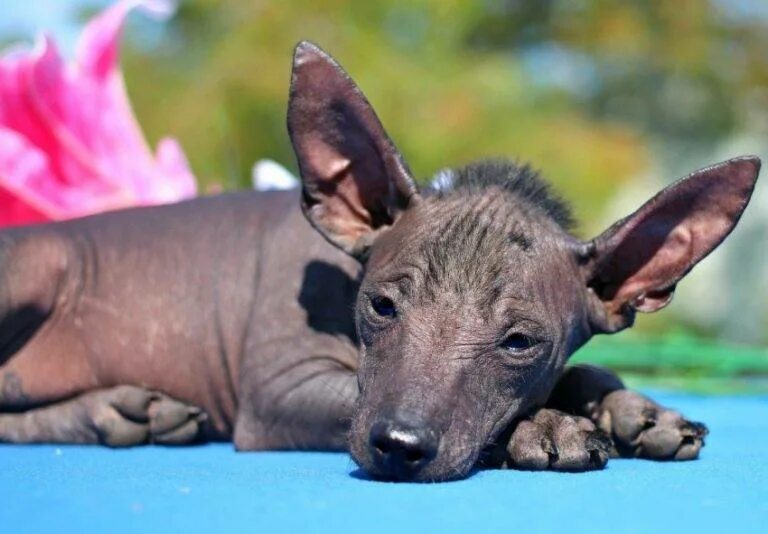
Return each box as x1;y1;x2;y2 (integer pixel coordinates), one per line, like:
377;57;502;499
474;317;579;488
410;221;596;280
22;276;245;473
2;0;768;392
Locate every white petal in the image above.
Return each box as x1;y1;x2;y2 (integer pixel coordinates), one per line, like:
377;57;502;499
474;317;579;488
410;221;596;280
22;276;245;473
430;168;455;191
251;159;299;191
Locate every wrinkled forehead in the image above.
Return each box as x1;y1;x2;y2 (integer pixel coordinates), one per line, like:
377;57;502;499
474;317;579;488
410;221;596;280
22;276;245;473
367;191;580;311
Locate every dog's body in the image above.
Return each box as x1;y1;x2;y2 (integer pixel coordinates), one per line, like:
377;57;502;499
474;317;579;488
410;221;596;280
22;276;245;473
0;42;758;481
0;189;361;448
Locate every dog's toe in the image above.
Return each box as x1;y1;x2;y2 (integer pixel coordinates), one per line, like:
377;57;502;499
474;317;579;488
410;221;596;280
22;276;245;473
86;386;206;447
598;390;707;460
507;409;611;471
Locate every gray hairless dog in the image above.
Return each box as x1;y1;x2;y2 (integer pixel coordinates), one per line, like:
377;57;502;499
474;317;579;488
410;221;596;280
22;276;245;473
0;42;759;481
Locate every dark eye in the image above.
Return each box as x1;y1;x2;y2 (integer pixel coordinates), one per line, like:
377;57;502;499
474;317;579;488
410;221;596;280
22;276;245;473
370;295;397;318
501;333;536;352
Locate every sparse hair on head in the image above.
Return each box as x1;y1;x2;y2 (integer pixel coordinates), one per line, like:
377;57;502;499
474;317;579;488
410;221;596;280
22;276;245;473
429;159;574;231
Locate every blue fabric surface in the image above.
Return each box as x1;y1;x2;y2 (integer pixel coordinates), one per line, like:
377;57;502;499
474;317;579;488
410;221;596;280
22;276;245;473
1;392;766;533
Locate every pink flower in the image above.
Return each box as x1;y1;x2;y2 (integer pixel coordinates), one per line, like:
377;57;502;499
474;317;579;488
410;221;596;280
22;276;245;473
0;0;196;227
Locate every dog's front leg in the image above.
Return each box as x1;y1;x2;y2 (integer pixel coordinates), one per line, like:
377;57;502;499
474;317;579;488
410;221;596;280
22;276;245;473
547;364;708;461
0;385;206;446
499;407;612;471
233;340;358;452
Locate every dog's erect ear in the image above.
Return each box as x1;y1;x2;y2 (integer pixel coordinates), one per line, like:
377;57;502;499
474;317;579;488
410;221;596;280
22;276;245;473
287;41;420;258
580;156;760;333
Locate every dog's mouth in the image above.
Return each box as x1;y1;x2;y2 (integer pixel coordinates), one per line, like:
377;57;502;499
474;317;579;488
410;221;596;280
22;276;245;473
348;417;483;482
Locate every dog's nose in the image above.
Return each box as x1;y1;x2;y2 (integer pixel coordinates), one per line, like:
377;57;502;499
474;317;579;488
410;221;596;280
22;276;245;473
368;420;438;480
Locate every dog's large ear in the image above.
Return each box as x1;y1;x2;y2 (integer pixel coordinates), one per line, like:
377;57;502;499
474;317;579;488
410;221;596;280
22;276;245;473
287;41;420;258
579;156;760;333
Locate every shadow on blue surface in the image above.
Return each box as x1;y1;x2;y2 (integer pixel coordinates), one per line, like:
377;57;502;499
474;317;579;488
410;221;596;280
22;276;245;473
1;392;766;533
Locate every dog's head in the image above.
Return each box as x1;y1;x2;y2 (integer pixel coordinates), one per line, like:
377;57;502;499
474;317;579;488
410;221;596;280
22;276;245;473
287;42;760;481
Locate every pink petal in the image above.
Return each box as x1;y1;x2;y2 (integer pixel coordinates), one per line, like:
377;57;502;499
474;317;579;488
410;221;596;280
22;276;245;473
77;0;177;83
0;127;69;221
25;36;117;189
0;127;135;219
0;0;196;228
154;137;198;200
0;187;50;227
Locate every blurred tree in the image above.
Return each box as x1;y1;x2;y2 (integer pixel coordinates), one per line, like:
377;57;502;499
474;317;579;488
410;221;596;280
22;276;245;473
118;0;651;229
467;0;768;171
118;0;768;232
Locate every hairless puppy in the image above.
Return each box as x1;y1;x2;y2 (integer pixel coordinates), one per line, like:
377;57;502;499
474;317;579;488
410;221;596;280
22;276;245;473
0;42;759;481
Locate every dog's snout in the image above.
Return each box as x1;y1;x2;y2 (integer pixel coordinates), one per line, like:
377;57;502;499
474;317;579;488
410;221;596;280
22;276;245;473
368;420;438;480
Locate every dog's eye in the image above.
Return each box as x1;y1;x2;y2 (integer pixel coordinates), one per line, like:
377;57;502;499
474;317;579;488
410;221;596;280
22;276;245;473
370;295;396;318
501;333;535;352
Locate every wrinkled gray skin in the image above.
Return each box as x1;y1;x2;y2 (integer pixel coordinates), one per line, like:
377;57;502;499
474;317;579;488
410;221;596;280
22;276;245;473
0;42;759;482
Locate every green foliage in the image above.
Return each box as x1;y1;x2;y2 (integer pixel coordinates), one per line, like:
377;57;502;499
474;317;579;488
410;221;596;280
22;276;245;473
122;0;768;235
121;0;654;229
574;329;768;393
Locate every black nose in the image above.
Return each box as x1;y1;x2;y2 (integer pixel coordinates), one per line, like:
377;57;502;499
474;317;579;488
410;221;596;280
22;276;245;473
368;420;439;480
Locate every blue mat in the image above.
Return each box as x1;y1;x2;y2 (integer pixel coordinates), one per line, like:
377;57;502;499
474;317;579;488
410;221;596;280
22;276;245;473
1;392;766;533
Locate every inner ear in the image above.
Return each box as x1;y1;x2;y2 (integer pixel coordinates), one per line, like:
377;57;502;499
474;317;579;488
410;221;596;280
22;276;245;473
287;41;419;258
580;156;760;332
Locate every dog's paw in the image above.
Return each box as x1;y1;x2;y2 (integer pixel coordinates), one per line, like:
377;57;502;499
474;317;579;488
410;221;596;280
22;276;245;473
87;385;207;447
506;408;612;471
596;390;708;460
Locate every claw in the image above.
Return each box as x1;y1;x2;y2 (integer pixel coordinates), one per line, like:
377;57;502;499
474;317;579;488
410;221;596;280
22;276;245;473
191;408;208;423
640;412;656;431
541;435;558;464
588;446;608;468
586;429;613;452
683;421;708;437
584;430;611;468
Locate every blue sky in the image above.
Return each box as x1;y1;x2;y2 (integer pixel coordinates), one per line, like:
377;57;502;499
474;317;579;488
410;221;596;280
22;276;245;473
4;0;768;59
0;1;110;54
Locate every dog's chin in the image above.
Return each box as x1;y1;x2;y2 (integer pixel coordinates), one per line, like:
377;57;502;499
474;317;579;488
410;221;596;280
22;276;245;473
407;456;477;482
